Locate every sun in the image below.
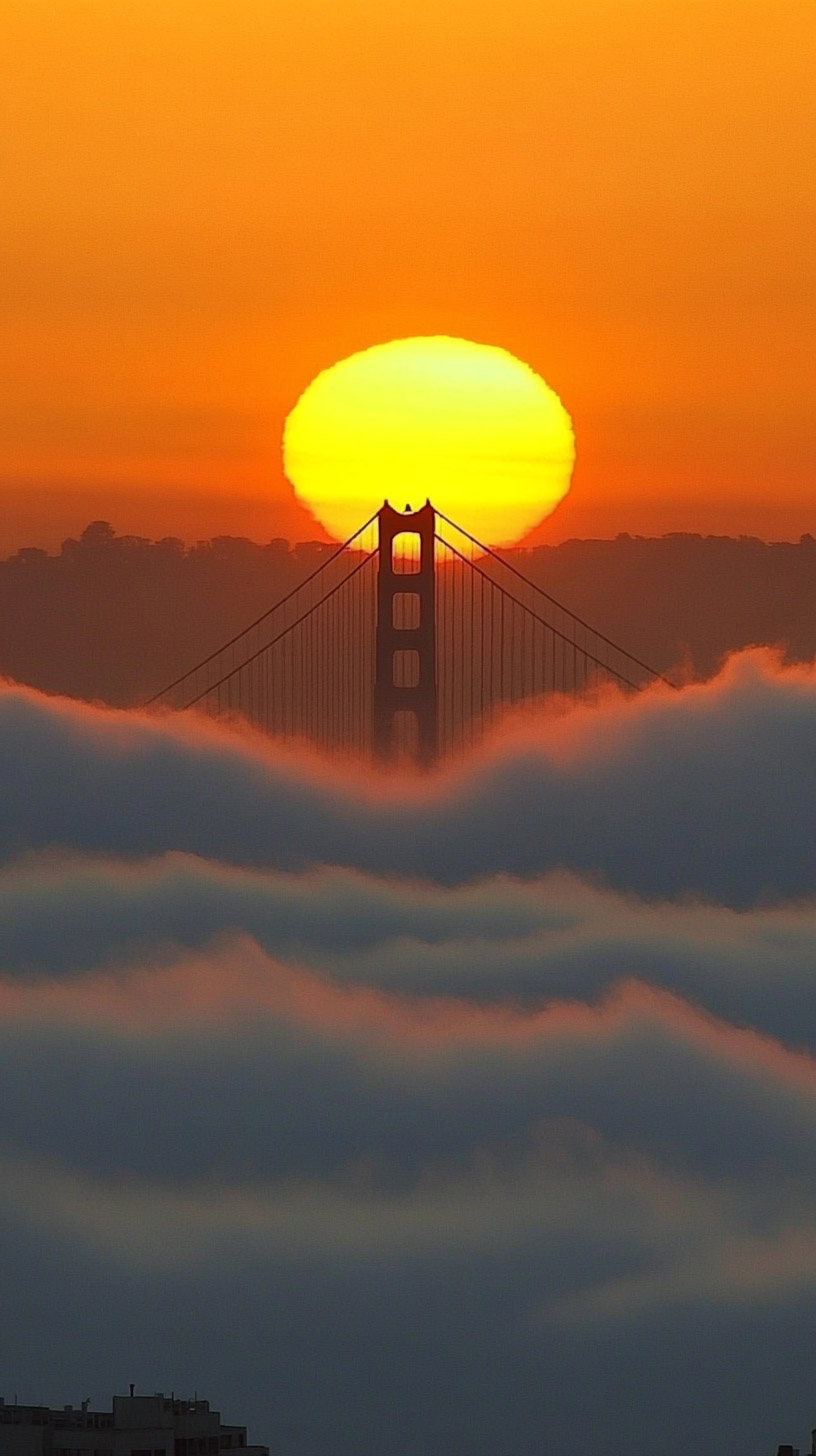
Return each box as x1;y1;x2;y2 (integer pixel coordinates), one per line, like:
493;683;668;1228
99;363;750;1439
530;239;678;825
283;336;575;547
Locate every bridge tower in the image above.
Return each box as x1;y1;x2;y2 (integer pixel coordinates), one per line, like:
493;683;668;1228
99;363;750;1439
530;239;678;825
373;501;437;766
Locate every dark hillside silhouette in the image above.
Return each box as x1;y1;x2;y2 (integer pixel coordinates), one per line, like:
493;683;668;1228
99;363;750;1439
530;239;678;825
517;530;816;682
1;520;814;707
0;522;339;705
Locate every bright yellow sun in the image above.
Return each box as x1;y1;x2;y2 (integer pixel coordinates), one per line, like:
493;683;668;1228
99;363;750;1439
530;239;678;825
283;336;575;547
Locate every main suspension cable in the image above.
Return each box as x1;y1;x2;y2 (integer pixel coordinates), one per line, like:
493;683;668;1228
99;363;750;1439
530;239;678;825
435;508;677;690
145;511;379;705
178;549;377;711
436;532;648;694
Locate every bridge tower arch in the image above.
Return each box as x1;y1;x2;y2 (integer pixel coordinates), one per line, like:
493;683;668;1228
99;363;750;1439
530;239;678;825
373;501;437;766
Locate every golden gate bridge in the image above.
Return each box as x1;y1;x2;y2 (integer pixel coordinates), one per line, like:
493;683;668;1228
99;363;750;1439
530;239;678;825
147;501;675;764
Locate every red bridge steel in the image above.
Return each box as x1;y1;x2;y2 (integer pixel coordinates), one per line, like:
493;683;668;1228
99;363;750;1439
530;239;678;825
146;501;675;765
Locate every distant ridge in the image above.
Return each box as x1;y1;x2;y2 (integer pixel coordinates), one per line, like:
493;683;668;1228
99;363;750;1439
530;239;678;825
0;522;814;707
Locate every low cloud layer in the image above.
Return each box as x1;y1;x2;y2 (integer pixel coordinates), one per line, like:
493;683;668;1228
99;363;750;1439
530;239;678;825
3;652;816;1455
2;940;816;1453
0;646;814;901
6;852;816;1056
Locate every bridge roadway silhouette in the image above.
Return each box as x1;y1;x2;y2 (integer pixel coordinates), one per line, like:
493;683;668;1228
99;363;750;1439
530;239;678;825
147;501;675;765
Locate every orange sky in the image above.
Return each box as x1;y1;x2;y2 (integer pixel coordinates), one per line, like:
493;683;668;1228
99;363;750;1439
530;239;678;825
1;0;814;553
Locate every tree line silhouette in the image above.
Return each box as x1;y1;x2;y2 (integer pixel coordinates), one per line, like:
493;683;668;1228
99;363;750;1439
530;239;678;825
1;519;814;706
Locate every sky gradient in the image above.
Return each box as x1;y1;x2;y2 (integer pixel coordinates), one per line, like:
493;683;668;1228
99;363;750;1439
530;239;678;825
2;0;814;552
